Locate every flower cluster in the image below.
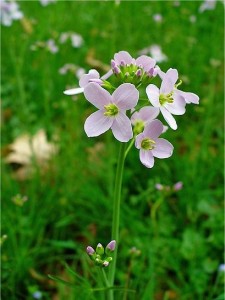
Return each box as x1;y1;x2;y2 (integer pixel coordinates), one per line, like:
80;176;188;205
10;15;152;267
64;50;199;168
86;240;116;267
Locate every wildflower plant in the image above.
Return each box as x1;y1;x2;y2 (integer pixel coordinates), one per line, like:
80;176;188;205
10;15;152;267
64;50;199;298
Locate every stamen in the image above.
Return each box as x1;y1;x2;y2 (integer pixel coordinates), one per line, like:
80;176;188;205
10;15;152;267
104;103;119;116
141;138;155;150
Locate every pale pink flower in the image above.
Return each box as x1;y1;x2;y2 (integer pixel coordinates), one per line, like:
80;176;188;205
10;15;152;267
135;120;173;168
46;39;58;53
40;0;56;6
84;83;139;142
199;0;217;12
0;0;23;26
173;181;183;191
153;14;163;23
146;69;186;130
131;106;159;134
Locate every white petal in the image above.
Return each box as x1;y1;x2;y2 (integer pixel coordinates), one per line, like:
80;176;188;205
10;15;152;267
111;112;133;142
84;110;113;137
152;138;174;158
140;149;154;168
160;69;178;94
146;84;160;107
160;107;177;130
135;55;156;72
114;51;133;65
79;69;100;88
63;87;84;95
112;83;139;110
84;83;112;109
177;90;199;104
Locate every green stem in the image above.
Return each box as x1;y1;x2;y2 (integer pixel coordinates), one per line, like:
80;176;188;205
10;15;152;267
108;142;127;289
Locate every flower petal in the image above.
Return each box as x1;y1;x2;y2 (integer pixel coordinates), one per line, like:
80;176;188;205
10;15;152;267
164;92;186;115
140;149;154;168
111;112;133;142
114;51;133;65
152;138;174;158
143;119;164;139
131;106;159;125
160;107;177;130
146;84;160;107
135;55;156;72
84;83;112;109
84;110;113;137
79;69;100;87
135;133;145;149
112;83;139;110
64;87;84;95
177;90;199;104
160;68;178;94
139;106;160;122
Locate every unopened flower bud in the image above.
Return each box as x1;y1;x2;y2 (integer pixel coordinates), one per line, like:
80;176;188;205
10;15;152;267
173;181;183;191
106;240;116;251
96;243;104;255
111;59;116;68
120;60;126;66
102;261;109;267
113;66;121;74
135;69;142;77
86;246;95;255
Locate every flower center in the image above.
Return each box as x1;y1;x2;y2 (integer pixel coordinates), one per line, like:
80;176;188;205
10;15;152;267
104;103;119;117
141;138;155;150
159;93;174;105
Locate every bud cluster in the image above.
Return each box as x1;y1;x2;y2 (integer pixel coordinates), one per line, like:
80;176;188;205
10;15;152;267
111;59;156;86
86;240;116;267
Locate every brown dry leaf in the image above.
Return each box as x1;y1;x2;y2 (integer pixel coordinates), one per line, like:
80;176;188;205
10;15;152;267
5;129;58;180
86;48;110;72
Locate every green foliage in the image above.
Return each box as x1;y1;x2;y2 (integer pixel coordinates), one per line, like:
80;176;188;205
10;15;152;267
1;1;224;300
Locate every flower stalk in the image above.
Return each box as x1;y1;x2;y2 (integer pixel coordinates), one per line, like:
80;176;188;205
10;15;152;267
108;142;127;289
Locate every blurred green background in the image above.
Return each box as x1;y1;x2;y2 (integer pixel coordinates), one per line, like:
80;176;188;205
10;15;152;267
1;0;224;299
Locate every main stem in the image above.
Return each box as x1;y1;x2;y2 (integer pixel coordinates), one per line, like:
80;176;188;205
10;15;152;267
109;142;127;288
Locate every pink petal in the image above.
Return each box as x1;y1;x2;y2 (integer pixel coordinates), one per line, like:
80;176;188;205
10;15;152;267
160;69;178;94
79;69;100;87
135;133;145;149
143;119;163;140
138;106;160;122
84;83;112;109
111;112;133;142
112;83;139;110
146;84;160;107
160;107;177;130
156;67;166;79
114;51;133;65
64;87;84;95
177;90;199;104
84;110;113;137
152;138;174;158
164;92;186;115
135;55;156;72
140;149;154;168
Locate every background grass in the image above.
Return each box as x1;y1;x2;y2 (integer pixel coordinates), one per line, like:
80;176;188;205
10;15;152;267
1;0;224;299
